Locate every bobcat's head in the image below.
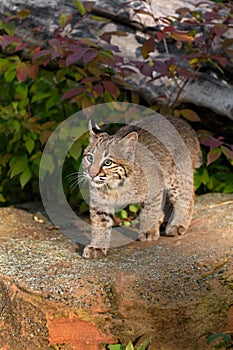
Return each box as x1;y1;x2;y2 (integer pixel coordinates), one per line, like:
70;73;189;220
82;120;138;189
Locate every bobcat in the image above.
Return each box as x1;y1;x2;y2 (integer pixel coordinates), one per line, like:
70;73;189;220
81;113;202;258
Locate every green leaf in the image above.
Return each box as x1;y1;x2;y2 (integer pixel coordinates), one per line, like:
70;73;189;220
31;92;50;103
79;201;89;214
107;345;125;350
126;341;134;350
180;109;201;122
73;0;86;16
15;84;28;98
0;58;10;72
206;176;214;191
118;209;128;219
202;168;209;186
4;22;15;36
90;15;110;22
17;9;31;19
207;332;231;344
9;155;28;178
12;120;21;132
129;204;140;213
24;137;35;154
171;31;194;43
0;194;6;202
4;66;16;82
122;221;131;227
137;339;151;350
46;94;61;111
20;167;32;189
223;184;233;194
59;13;72;28
131;91;140;104
56;68;68;82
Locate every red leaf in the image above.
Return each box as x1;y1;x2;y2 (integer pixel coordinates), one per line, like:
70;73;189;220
177;67;195;79
211;24;228;37
205;11;220;22
33;49;52;61
140;61;154;77
51;51;60;60
103;80;120;99
82;77;100;83
61;87;85;100
0;35;21;49
16;62;29;82
49;38;62;49
3;15;17;24
83;49;98;65
153;60;169;76
221;146;233;160
83;1;95;12
207;148;221;166
141;36;155;59
15;42;28;52
100;33;112;43
201;137;223;149
211;55;228;67
66;49;84;66
28;64;39;80
93;83;104;96
163;26;175;33
156;32;166;42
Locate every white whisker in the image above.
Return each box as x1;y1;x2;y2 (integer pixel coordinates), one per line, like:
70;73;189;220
64;171;87;189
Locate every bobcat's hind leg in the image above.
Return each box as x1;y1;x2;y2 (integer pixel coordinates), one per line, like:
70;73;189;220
139;194;165;242
165;192;194;236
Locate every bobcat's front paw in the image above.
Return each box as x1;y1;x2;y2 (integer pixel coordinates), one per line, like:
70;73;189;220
82;246;108;259
165;224;186;237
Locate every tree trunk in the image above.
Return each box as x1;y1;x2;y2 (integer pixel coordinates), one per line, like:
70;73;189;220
0;0;233;120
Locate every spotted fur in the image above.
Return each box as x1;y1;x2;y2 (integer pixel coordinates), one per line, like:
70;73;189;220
82;113;202;258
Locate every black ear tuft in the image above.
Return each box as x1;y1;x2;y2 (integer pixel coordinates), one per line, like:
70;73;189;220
88;118;102;134
88;118;104;142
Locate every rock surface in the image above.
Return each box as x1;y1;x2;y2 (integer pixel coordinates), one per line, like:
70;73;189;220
0;193;233;349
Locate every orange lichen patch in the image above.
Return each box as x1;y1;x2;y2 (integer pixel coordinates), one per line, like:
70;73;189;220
224;305;233;333
46;310;116;350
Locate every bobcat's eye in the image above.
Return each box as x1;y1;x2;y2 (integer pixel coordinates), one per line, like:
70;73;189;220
102;159;112;167
86;153;94;163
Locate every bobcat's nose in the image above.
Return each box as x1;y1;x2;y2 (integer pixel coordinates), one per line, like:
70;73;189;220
89;169;97;179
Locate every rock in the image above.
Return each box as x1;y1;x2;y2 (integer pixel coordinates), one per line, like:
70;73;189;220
0;1;233;119
0;193;233;349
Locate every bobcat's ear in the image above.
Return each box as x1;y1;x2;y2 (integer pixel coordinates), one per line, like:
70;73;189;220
88;118;105;142
120;131;138;159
